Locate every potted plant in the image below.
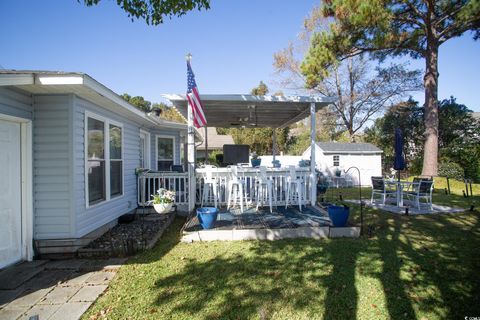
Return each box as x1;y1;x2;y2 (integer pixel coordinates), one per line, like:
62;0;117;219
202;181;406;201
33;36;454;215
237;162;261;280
196;207;219;229
327;204;350;227
250;151;261;167
151;188;176;214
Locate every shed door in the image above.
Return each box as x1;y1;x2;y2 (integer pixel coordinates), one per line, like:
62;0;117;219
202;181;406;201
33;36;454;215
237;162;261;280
0;119;22;269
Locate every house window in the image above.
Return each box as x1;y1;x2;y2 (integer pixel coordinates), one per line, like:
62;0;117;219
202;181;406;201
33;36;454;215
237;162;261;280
333;155;340;167
87;118;106;204
157;136;175;171
109;124;122;197
86;113;123;206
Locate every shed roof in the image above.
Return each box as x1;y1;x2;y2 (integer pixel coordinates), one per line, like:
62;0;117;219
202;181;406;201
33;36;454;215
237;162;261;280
317;142;382;154
197;127;234;150
163;94;335;128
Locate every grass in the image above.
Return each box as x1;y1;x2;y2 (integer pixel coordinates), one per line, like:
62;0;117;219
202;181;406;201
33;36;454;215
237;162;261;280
83;186;480;320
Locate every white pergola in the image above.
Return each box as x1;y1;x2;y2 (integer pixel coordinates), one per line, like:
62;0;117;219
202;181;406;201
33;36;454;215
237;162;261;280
163;94;335;212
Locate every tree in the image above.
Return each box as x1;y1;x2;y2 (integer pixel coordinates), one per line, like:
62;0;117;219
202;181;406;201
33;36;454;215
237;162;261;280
437;97;480;181
274;15;422;142
121;93;185;123
80;0;210;25
301;1;480;175
121;93;152;112
152;103;186;123
365;97;480;180
365;99;424;173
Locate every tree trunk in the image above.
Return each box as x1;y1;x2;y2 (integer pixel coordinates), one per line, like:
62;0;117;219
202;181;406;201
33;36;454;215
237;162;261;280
421;44;439;176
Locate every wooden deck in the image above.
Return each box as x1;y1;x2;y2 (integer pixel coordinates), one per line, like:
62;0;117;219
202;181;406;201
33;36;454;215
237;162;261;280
181;205;360;242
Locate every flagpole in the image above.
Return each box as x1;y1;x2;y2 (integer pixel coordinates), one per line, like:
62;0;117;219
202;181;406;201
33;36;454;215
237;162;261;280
204;126;208;164
186;53;196;212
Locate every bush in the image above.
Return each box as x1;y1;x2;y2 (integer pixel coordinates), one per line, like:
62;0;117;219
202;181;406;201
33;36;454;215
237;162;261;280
438;159;464;180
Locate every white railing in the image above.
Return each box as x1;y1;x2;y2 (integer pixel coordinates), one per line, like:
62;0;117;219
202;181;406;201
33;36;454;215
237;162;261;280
138;167;313;208
195;167;312;206
137;171;189;206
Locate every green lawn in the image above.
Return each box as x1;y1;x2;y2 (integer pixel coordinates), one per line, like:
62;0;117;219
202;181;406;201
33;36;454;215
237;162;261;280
84;187;480;320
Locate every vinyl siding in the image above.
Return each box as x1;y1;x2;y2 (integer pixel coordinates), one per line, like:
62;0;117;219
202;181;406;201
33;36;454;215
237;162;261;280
33;95;73;239
74;97;140;237
0;87;32;119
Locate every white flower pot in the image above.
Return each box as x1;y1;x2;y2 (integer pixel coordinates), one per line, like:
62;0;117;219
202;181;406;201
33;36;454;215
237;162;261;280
153;202;173;214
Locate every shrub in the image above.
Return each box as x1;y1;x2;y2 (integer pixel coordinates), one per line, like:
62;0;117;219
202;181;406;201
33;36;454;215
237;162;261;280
438;159;464;180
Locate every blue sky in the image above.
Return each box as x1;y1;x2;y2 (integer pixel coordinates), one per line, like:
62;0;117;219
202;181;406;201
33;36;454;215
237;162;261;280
1;0;479;111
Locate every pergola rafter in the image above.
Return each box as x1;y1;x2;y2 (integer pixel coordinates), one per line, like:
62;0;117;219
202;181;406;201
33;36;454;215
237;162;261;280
163;94;335;212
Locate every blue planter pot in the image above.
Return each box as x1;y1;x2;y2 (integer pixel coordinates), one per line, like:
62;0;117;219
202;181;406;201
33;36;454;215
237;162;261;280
328;205;350;227
251;159;261;167
197;207;219;229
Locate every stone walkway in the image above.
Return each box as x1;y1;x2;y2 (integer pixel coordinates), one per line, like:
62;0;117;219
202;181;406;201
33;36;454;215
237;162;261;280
0;258;126;320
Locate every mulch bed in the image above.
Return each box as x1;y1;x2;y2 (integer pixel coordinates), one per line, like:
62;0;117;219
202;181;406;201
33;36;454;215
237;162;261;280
78;212;175;258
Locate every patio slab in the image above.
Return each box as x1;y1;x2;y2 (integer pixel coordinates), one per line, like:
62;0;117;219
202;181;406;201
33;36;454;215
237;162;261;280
0;260;48;290
346;199;465;215
182;205;359;241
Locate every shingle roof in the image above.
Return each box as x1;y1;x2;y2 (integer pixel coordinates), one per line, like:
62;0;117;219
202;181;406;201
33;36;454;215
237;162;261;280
197;127;234;150
316;142;382;153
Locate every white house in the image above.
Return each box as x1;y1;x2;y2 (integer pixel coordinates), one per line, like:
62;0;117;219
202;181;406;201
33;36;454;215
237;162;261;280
303;142;383;186
0;70;202;268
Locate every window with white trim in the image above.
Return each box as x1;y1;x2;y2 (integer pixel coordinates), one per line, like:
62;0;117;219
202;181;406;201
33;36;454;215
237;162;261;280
156;136;175;171
86;114;123;206
109;124;122;197
333;155;340;167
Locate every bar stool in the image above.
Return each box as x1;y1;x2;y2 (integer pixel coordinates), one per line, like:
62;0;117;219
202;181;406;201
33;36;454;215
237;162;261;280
256;166;273;213
227;165;246;213
285;166;305;211
201;165;219;208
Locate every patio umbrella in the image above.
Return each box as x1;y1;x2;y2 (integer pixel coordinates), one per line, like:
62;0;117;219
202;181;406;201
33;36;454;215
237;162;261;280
393;128;406;182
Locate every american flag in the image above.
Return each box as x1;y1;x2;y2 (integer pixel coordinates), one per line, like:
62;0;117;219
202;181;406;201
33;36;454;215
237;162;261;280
186;60;206;128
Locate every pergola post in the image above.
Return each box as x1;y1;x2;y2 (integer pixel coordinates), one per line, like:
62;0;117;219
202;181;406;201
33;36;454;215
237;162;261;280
272;128;276;163
310;102;317;206
187;101;196;212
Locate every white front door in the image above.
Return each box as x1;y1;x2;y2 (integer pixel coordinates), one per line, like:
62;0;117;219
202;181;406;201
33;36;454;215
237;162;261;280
0;119;22;269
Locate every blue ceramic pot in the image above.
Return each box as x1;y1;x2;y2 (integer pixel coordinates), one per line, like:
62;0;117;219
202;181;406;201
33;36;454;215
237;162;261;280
327;205;350;227
251;159;261;167
197;207;219;229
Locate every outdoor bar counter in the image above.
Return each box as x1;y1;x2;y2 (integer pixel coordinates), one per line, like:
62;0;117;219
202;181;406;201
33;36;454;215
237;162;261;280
195;166;312;206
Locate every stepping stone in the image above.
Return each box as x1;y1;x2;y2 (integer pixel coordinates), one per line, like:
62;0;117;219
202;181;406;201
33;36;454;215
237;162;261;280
85;271;116;285
38;286;80;305
0;288;22;308
60;272;95;287
70;285;107;302
49;301;92;320
44;260;88;271
19;304;61;320
7;287;52;308
22;270;74;291
0;305;29;320
0;261;48;290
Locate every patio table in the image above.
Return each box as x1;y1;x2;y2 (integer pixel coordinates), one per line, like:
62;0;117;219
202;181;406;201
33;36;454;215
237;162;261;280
385;180;419;207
